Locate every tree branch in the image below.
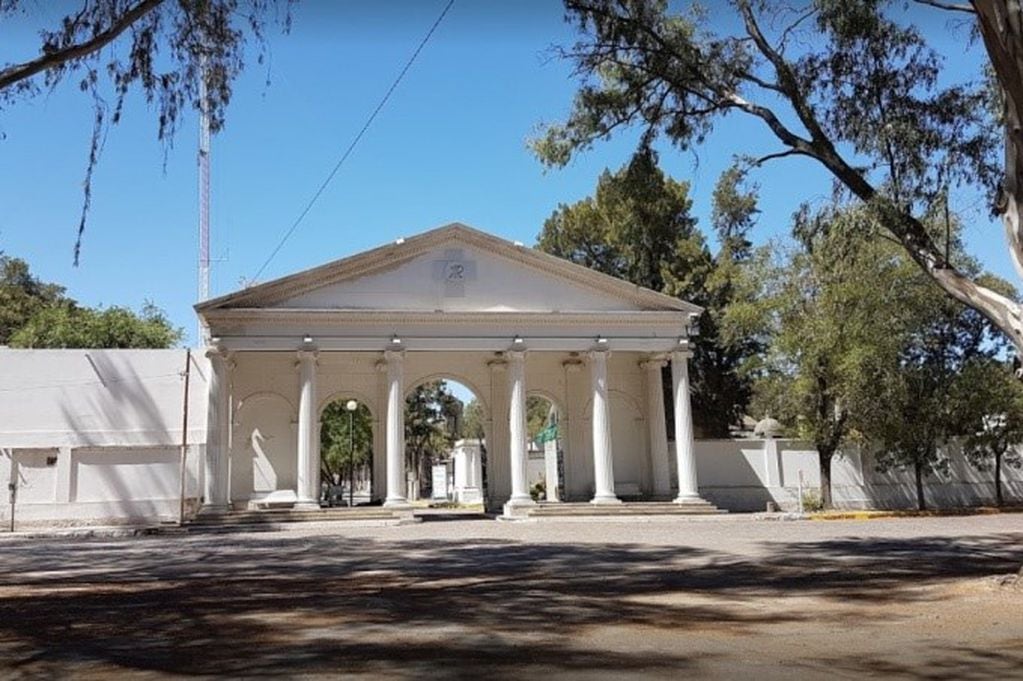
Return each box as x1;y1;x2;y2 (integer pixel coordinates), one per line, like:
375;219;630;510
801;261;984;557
915;0;976;14
751;149;809;165
0;0;165;92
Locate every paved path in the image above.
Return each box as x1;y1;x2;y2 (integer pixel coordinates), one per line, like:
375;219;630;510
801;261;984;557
0;515;1020;679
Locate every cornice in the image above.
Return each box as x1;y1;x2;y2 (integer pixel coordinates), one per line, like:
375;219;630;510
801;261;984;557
202;308;689;328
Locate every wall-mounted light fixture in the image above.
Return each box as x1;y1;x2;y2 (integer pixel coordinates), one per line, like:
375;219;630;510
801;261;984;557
512;335;524;345
303;334;313;344
391;335;403;346
596;336;608;345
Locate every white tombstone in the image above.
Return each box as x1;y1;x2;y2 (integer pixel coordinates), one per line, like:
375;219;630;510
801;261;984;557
452;439;483;504
431;463;450;501
544;438;559;502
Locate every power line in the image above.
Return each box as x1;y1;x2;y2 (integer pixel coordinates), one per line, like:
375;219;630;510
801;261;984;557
249;0;456;284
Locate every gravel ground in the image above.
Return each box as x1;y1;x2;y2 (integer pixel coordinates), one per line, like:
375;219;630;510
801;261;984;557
0;514;1020;679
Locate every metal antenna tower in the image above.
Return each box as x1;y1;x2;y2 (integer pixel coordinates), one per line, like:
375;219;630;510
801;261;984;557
197;52;211;343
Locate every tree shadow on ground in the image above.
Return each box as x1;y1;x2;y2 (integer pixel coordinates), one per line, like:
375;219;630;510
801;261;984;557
0;529;1020;678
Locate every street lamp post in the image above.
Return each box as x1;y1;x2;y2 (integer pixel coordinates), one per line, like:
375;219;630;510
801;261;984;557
346;399;358;508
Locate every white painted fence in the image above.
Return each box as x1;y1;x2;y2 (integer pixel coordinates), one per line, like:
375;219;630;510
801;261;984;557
689;438;1023;512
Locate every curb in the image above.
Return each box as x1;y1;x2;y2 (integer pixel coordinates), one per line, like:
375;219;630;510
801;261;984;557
808;506;1023;521
0;525;169;540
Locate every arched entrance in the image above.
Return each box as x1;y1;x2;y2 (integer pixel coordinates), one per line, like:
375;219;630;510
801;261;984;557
404;375;490;507
526;392;564;502
319;397;374;507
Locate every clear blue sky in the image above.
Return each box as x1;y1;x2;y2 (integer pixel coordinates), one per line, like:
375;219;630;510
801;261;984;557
0;1;1006;348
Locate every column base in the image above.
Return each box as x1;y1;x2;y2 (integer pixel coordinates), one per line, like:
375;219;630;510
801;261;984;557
590;494;622;505
502;496;536;518
293;500;321;511
674;493;704;504
383;496;411;509
198;503;231;516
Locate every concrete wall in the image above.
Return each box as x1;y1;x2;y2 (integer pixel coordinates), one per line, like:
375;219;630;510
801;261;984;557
691;438;1023;512
0;349;207;524
5;348;1019;525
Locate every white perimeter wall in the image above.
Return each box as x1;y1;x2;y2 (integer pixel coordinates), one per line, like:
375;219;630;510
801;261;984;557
0;349;207;523
689;438;1023;512
3;348;1021;524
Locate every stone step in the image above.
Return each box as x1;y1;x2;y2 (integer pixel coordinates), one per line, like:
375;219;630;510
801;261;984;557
188;508;403;526
528;501;725;517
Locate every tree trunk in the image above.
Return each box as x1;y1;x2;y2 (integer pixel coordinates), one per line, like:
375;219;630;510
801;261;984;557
914;461;927;511
995;449;1004;507
818;449;834;509
974;1;1023;355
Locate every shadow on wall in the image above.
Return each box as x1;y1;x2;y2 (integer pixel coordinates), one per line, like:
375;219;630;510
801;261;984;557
694;439;1023;512
0;530;1019;676
53;351;203;521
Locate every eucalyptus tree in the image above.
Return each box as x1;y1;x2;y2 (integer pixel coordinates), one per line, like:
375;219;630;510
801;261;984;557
748;206;914;507
860;260;1014;510
534;0;1023;358
0;0;291;262
956;359;1023;506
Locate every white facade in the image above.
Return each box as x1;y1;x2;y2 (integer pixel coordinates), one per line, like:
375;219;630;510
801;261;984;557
196;223;704;517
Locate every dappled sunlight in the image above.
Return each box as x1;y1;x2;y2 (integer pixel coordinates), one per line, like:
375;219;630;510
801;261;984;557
0;521;1020;677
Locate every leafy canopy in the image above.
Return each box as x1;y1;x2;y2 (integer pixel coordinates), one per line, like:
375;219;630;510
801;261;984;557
537;147;761;436
0;0;291;262
1;253;181;349
536;0;1022;356
320;400;373;484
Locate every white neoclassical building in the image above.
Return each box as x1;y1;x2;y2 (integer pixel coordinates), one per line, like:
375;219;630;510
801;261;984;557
196;223;708;518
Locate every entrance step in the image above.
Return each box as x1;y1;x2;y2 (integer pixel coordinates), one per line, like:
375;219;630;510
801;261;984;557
186;506;413;530
527;500;726;518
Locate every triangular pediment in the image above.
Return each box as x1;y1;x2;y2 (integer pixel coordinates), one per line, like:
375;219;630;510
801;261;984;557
197;223;698;315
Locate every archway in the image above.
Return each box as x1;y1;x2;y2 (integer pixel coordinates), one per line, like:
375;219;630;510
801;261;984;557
404;376;490;506
319;398;374;507
527;392;564;502
232;392;296;505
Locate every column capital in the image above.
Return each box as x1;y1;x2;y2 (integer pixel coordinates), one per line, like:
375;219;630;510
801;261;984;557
295;349;319;369
562;357;584;373
672;349;694;361
506;349;527;363
586;349;611;362
384;349;405;363
639;355;668;371
205;346;226;362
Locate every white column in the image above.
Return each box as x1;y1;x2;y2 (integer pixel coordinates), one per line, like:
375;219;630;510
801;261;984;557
295;350;320;509
203;349;230;512
383;350;409;507
671;351;701;501
642;357;672;497
589;350;620;504
504;351;535;516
